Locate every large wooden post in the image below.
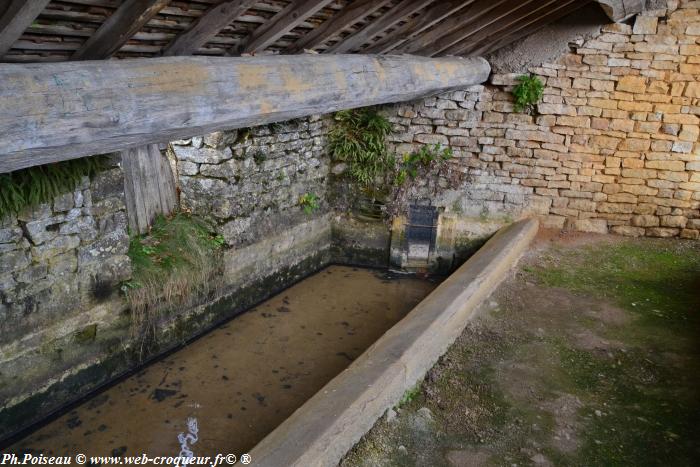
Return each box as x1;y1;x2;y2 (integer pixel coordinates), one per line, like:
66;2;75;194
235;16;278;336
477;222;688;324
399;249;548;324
121;144;178;234
0;54;490;173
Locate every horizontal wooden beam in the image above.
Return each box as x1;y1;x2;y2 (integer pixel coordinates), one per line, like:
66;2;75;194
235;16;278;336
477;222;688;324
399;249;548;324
72;0;170;60
0;54;490;172
0;0;51;57
596;0;643;22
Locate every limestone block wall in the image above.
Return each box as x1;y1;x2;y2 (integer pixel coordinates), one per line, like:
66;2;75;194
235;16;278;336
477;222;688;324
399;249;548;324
0;161;131;437
170;116;334;290
385;0;700;240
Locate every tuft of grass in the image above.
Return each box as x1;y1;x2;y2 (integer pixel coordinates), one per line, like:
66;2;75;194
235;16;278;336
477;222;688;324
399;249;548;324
395;144;452;186
122;212;225;355
397;383;422;408
0;156;107;219
298;192;320;215
512;74;544;114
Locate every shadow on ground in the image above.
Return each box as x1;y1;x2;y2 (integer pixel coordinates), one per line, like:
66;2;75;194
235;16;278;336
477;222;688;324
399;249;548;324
342;231;700;467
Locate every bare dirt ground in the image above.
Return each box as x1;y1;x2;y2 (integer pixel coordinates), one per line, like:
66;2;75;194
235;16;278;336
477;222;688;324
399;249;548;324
342;231;700;467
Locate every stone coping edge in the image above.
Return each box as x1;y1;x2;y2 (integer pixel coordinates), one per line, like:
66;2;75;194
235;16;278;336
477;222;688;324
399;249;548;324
249;218;539;467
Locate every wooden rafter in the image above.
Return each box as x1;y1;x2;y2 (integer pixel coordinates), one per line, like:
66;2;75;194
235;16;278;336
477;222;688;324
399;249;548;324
72;0;170;60
431;0;549;57
0;54;490;173
0;0;51;57
395;0;512;55
162;0;258;56
0;0;612;62
325;0;436;54
452;0;588;56
238;0;335;55
468;0;592;56
363;0;471;55
287;0;393;53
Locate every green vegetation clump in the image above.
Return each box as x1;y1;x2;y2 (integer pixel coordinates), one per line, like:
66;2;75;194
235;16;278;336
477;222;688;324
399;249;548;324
0;156;107;219
122;213;225;349
298;192;320;214
397;383;422;407
396;144;453;186
329;107;395;188
512;74;544;114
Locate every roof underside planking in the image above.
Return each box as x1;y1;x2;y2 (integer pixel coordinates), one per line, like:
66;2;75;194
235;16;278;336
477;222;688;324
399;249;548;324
0;0;615;64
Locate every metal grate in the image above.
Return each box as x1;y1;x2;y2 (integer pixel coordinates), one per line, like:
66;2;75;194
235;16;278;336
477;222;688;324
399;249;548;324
406;205;437;261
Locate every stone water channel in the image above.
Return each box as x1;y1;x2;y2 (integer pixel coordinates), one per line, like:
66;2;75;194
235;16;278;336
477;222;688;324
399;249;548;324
6;266;437;459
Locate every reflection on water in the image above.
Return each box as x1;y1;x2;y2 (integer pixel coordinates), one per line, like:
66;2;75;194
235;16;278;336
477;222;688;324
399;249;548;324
8;266;436;458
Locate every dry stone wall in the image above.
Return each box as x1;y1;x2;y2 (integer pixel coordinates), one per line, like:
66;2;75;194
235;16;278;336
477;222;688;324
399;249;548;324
386;0;700;240
0;160;131;439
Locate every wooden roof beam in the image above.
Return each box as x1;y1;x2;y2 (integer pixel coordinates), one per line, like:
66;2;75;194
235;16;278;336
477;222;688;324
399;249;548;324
325;0;436;54
394;0;512;56
363;0;471;55
452;0;588;56
287;0;393;53
0;54;490;173
72;0;170;60
162;0;257;56
470;0;592;55
421;0;544;57
0;0;51;57
596;0;643;22
238;0;335;55
436;0;562;57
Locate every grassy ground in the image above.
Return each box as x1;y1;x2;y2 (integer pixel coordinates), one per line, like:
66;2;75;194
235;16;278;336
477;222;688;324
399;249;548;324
341;232;700;467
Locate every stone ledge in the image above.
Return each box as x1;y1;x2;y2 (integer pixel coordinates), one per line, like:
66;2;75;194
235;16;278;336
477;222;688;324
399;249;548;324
249;218;539;467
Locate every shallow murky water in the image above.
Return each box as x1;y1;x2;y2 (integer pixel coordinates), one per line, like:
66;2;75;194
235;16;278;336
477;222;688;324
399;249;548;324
7;266;436;458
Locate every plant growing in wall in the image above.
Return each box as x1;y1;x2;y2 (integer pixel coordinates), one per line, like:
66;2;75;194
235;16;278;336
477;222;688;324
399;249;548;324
386;144;459;220
298;192;320;214
512;74;544;114
122;212;225;357
396;144;453;186
328;107;395;189
0;156;107;219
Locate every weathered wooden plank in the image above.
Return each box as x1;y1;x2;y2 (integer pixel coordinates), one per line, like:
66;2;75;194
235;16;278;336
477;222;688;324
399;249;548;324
456;0;585;56
325;0;435;54
395;0;513;55
468;0;592;56
72;0;170;60
363;0;470;55
122;144;177;234
287;0;392;53
0;0;52;56
162;0;257;56
239;0;335;54
596;0;643;22
0;54;490;173
422;0;542;57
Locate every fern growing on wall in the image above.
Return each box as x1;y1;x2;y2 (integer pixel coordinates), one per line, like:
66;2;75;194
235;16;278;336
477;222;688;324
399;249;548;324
0;156;107;219
512;74;544;114
328;107;395;189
